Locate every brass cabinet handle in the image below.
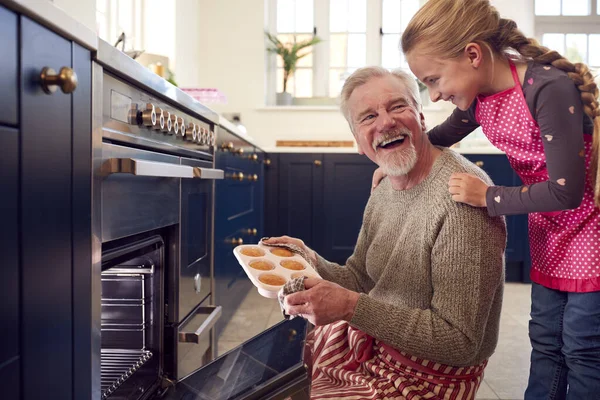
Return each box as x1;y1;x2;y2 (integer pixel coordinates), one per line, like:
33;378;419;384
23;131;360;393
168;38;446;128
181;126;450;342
475;161;484;167
245;228;258;236
226;238;243;246
248;174;258;182
227;172;244;181
263;159;272;166
221;142;234;151
248;154;258;162
234;148;244;155
314;160;322;166
40;66;78;94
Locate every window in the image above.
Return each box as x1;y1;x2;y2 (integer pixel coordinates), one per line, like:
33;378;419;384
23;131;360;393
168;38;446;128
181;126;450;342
275;0;315;97
381;0;420;70
96;0;143;51
266;0;420;104
535;0;600;84
328;0;367;97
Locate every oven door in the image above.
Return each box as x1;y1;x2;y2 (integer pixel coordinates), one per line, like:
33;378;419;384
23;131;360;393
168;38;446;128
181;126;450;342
160;318;310;400
177;157;221;322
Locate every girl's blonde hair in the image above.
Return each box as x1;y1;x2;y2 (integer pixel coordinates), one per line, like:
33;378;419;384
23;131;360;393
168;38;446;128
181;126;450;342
402;0;600;205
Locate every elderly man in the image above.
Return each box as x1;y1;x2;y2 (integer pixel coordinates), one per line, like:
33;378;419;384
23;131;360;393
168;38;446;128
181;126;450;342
265;67;506;399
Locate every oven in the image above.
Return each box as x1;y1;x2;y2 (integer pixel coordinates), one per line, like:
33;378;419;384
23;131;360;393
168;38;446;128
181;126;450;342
92;39;311;400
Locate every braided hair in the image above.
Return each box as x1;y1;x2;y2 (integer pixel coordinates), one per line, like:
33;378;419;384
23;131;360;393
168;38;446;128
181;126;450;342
402;0;600;205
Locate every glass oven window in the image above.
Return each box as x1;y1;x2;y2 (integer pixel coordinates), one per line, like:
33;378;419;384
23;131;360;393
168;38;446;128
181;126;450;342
164;318;308;400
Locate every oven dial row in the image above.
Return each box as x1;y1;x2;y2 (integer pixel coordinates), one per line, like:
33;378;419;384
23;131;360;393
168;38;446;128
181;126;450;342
137;103;215;145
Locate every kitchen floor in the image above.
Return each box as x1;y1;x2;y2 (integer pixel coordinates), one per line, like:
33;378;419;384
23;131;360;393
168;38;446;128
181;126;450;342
218;283;532;400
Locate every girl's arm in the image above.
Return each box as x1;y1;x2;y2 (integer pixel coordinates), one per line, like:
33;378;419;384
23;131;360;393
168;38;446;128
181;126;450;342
486;75;587;216
427;102;480;146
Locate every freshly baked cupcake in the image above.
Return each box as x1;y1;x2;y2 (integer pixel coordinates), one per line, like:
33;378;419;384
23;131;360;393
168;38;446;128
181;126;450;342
240;247;265;257
258;273;286;286
270;248;294;257
280;260;305;271
248;260;274;271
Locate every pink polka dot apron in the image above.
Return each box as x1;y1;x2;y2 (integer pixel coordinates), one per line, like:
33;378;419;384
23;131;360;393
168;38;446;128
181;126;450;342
475;61;600;293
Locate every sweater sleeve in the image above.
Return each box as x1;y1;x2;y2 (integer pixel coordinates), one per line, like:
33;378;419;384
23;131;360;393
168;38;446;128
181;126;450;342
427;103;480;147
486;75;586;216
313;204;376;294
349;204;506;366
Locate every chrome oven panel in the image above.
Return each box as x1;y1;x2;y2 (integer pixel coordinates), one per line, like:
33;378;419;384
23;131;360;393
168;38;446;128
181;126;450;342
101;142;181;242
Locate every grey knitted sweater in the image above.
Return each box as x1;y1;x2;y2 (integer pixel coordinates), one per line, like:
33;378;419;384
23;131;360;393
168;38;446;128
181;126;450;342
314;148;507;367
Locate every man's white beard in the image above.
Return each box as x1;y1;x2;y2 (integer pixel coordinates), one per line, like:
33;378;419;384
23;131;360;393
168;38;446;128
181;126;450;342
378;144;417;177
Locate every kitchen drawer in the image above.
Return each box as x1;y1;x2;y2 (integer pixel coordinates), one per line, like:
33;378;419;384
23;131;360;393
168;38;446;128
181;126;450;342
0;6;18;126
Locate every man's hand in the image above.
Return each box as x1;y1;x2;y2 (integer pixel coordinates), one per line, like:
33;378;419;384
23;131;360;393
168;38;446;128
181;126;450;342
284;278;360;326
448;173;489;207
371;167;387;193
262;236;318;266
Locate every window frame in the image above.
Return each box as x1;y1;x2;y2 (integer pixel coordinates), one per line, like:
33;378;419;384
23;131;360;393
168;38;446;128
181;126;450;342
535;0;600;50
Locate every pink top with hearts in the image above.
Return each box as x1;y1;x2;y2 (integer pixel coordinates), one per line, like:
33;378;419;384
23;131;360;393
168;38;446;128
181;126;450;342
472;62;600;292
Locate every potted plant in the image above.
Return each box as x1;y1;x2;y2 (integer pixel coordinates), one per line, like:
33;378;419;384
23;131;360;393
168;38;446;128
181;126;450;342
265;31;322;105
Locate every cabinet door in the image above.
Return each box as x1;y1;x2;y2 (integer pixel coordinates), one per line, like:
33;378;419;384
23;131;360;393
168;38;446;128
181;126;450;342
0;126;19;369
277;154;325;253
0;6;18;126
322;154;378;263
21;17;73;400
0;358;20;400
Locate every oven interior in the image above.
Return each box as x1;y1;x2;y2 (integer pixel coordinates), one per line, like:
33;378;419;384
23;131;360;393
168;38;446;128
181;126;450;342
101;235;165;400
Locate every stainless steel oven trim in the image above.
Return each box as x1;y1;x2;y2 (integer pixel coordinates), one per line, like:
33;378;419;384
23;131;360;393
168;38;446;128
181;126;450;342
103;157;224;180
178;306;222;344
91;62;104;400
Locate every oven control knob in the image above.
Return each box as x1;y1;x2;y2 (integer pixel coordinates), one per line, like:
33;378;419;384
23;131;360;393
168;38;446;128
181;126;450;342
201;127;208;145
177;117;186;138
161;112;172;133
153;107;165;130
170;114;179;135
196;127;203;144
245;228;258;236
194;273;202;293
141;103;156;127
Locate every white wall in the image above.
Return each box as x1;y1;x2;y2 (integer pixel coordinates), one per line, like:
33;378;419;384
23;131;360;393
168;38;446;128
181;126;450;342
48;0;537;151
174;0;536;150
50;0;96;32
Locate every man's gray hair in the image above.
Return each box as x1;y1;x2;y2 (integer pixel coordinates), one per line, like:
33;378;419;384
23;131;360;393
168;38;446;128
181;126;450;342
340;67;422;134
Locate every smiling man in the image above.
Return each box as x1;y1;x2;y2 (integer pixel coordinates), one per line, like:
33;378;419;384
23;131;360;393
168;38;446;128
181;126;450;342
265;67;507;399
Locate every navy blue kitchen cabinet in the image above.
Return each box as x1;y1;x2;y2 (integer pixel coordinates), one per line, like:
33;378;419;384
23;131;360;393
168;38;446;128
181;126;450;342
214;128;265;343
268;153;376;264
0;6;17;126
0;6;93;398
462;154;531;282
0;7;19;397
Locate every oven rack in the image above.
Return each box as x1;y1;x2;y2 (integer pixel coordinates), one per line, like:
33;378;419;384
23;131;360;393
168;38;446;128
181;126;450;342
101;348;153;399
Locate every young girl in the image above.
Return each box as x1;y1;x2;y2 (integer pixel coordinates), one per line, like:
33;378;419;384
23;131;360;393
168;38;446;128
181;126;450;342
372;0;600;398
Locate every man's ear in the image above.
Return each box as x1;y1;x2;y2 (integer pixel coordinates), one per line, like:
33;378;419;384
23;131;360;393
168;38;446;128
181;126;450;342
464;42;484;69
420;112;427;132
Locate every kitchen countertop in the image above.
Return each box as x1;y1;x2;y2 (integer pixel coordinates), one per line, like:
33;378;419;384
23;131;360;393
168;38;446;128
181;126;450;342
1;0;97;50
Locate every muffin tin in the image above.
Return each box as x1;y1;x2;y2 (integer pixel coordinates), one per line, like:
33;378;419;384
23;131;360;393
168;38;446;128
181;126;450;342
233;243;320;298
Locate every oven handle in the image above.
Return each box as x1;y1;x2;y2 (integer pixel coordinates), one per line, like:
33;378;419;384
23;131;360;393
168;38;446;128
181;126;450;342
178;306;222;344
193;167;224;180
104;158;195;178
